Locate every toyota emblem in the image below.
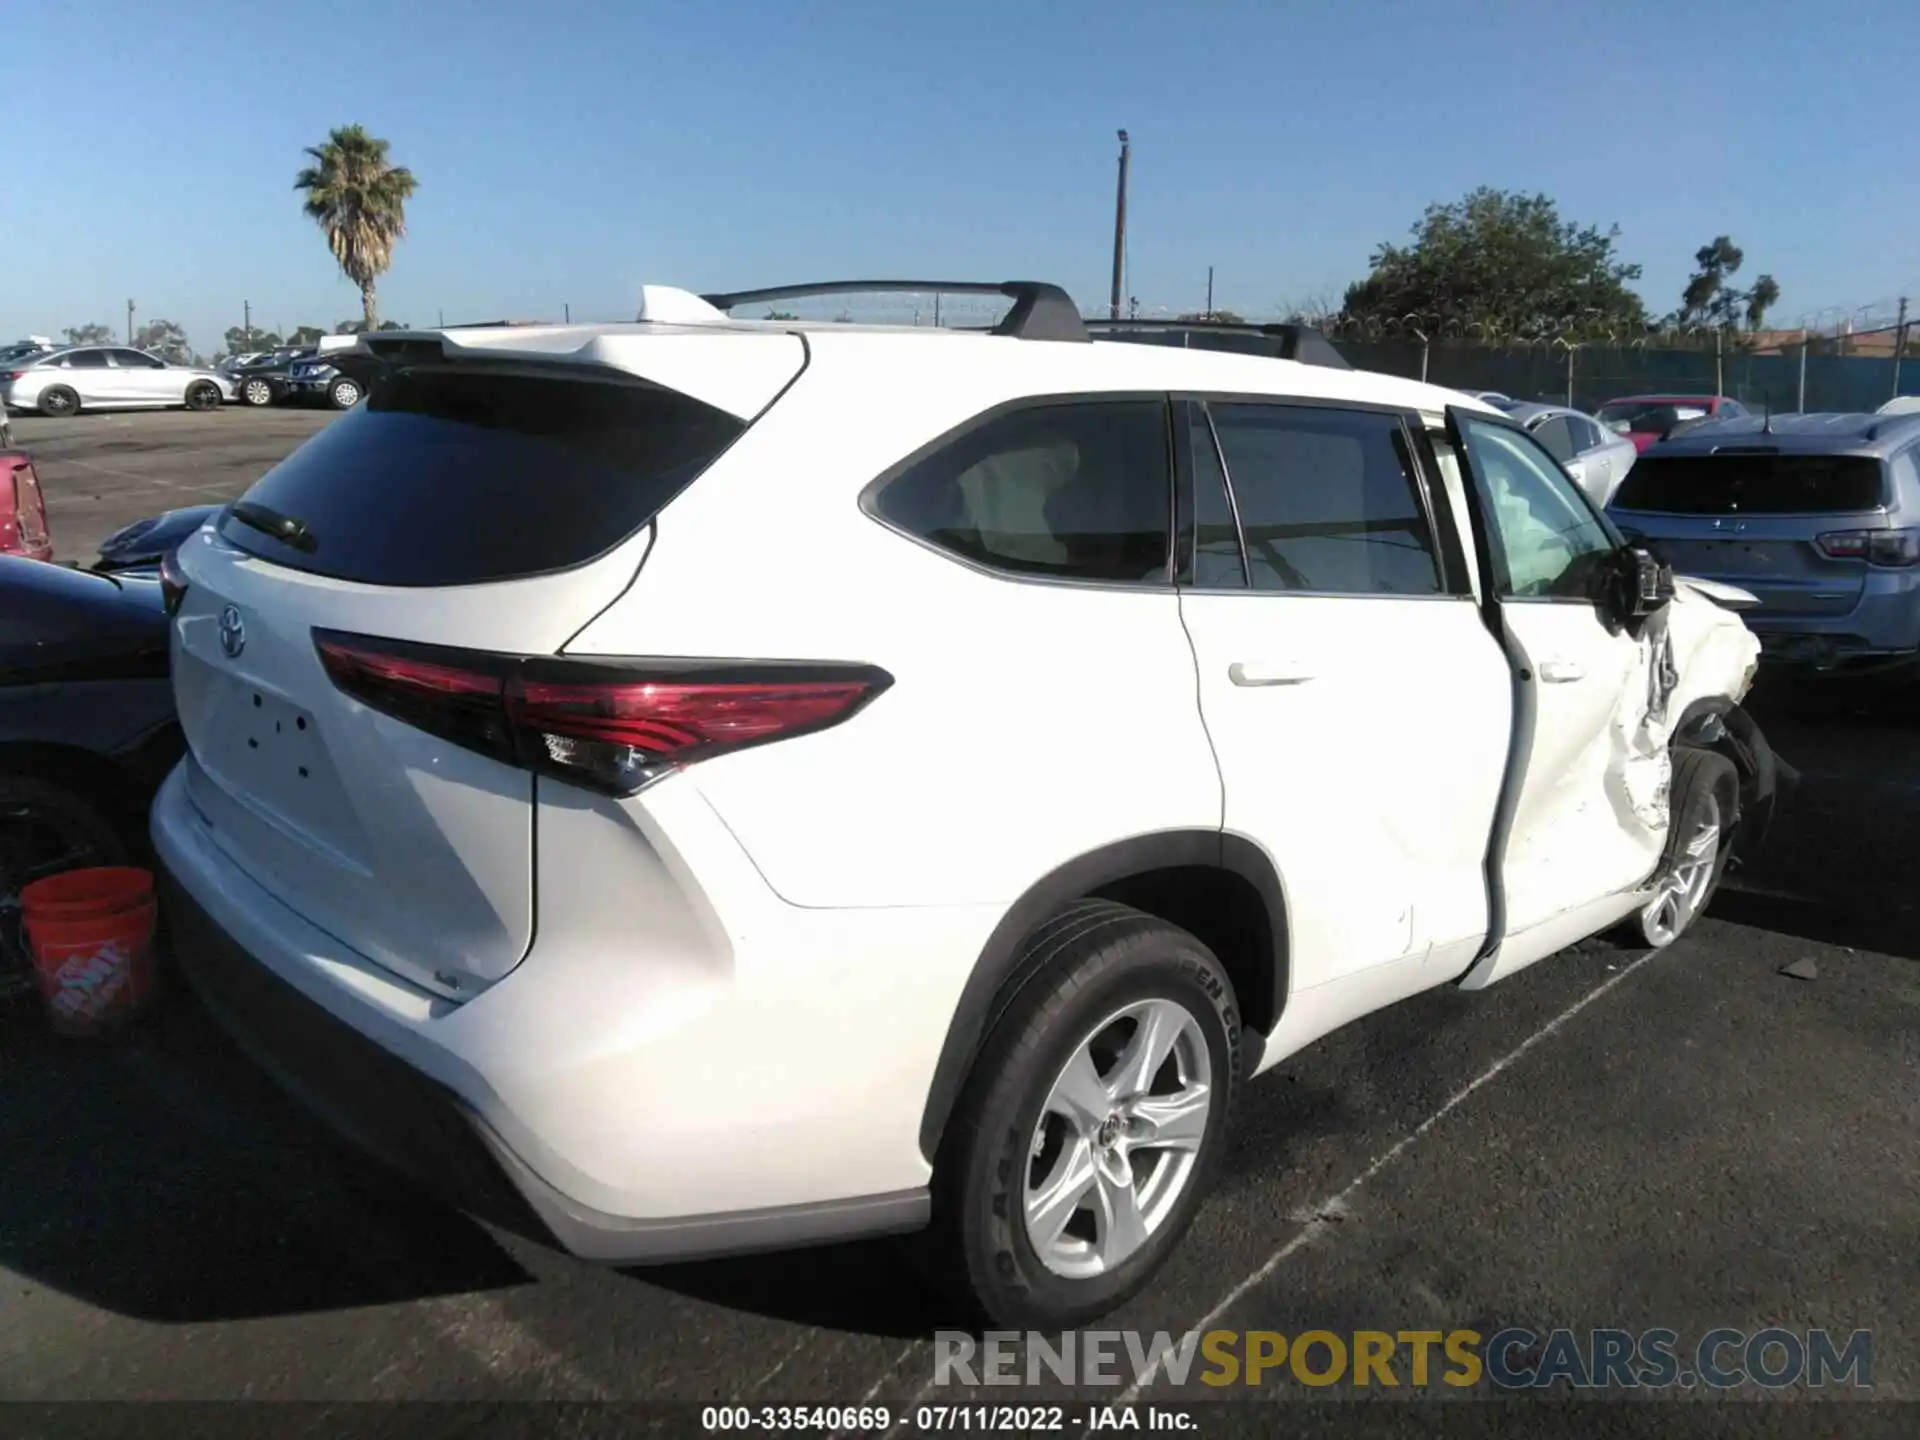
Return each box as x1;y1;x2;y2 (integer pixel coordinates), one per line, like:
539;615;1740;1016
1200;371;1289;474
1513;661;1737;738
217;604;246;659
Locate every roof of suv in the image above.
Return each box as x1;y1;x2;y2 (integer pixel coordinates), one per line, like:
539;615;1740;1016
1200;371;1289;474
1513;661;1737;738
335;287;1495;425
1647;411;1920;459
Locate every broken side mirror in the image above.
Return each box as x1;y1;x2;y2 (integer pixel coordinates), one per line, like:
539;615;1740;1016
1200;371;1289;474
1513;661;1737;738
1596;545;1674;633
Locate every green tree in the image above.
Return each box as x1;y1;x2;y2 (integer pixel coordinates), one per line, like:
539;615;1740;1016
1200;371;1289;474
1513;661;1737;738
63;323;114;345
224;325;282;355
288;325;328;346
1675;236;1779;331
294;124;419;330
1177;310;1246;324
1341;187;1649;340
333;318;408;334
133;319;193;363
764;309;799;320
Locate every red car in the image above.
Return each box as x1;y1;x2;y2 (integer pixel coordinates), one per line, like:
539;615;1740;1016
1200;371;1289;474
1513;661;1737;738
0;449;51;563
1595;394;1751;453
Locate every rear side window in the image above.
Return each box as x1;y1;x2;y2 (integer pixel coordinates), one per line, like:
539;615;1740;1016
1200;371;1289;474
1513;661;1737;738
1206;403;1443;596
1613;453;1887;515
873;401;1172;584
217;368;745;585
1531;416;1577;463
64;350;109;369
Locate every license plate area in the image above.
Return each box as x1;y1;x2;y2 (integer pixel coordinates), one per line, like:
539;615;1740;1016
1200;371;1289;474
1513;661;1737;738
207;678;327;793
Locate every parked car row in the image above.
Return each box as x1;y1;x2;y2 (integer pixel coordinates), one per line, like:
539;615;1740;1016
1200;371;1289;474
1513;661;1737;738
27;297;1917;1334
223;340;363;410
2;334;369;421
1;344;236;417
123;286;1785;1331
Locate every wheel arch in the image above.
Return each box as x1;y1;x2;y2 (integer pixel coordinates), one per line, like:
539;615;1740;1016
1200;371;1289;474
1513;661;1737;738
0;740;151;852
917;829;1288;1163
1672;697;1780;859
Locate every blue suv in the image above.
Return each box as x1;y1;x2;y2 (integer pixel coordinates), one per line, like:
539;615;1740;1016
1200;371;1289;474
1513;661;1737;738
1609;411;1920;676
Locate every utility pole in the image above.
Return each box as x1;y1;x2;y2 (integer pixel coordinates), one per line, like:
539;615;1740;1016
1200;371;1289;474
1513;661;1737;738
243;300;252;349
1798;331;1808;413
1108;130;1130;321
126;299;136;344
564;303;571;324
1892;296;1909;402
1714;326;1724;397
1205;266;1214;322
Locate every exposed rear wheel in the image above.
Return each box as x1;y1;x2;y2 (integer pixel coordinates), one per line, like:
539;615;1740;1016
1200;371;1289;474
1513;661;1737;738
241;377;274;407
932;899;1240;1328
185;381;221;412
327;377;362;409
38;386;78;418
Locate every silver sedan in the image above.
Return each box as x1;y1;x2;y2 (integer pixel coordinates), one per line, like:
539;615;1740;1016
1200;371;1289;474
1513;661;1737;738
0;345;235;417
1492;400;1638;506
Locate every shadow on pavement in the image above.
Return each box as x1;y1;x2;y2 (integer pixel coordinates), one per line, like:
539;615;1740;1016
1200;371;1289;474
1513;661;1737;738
1729;678;1920;962
0;994;532;1324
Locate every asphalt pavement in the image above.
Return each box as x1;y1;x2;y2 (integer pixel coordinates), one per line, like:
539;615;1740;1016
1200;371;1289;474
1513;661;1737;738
11;406;336;564
0;410;1914;1432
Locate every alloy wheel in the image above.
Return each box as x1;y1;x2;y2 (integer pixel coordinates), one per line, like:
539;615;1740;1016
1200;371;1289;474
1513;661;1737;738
1023;996;1212;1278
1639;793;1721;946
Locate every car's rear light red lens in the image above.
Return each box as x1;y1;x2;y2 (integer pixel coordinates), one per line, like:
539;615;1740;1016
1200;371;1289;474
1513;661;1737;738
1815;527;1920;566
3;370;26;382
158;549;191;613
314;633;517;760
313;630;891;795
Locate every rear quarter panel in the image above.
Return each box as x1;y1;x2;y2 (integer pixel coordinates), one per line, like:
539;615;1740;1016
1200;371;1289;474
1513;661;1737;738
562;350;1224;910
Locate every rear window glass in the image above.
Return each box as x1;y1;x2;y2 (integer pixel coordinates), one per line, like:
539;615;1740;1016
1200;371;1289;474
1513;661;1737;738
1613;453;1887;515
217;368;745;585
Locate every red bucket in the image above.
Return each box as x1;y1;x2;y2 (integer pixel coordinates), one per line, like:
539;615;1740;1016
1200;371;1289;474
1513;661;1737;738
18;866;159;1038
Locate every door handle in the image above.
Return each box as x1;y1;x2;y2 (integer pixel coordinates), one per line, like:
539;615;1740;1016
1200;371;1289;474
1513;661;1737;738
1229;661;1315;687
1538;658;1586;683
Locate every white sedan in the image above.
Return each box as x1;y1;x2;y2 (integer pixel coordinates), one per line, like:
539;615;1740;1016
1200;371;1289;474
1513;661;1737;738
0;345;235;417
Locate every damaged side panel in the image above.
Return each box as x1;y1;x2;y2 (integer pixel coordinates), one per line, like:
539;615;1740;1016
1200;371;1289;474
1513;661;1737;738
1435;407;1763;991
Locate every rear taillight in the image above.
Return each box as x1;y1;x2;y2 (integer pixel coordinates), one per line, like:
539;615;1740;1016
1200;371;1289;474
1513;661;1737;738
3;370;26;382
313;630;891;796
158;549;191;613
1814;527;1920;567
1;455;49;558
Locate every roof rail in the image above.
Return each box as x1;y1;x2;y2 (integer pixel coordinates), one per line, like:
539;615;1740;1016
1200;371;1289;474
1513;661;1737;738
1083;318;1352;370
699;281;1089;343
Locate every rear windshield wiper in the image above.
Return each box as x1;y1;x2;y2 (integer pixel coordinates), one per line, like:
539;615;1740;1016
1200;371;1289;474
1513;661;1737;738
228;500;318;553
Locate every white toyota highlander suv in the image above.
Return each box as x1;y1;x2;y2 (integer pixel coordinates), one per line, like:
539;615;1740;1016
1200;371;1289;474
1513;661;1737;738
153;281;1780;1328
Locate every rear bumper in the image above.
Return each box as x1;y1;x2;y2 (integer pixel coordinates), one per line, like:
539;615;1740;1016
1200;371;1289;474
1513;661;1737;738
162;870;927;1260
150;762;955;1262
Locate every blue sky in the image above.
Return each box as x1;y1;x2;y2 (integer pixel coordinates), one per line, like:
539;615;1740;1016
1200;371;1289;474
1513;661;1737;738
5;0;1916;353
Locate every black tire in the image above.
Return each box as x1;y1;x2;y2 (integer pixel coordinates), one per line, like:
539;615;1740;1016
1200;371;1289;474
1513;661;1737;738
931;899;1241;1329
185;381;221;412
1614;747;1740;949
38;386;79;418
239;377;275;407
327;376;362;410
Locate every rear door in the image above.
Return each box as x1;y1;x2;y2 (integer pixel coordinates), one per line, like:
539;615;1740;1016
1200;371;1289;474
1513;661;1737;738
1444;408;1651;944
1177;399;1511;989
1609;450;1891;620
169;336;802;996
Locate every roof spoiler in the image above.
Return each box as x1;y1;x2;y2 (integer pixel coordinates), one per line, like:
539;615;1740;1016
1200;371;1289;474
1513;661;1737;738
1082;318;1352;369
701;280;1089;343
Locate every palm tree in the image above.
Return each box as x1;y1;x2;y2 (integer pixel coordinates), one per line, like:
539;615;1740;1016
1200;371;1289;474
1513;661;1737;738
294;125;418;330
